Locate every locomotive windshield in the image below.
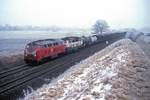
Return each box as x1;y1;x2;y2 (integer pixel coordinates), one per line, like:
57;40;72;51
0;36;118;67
26;43;42;50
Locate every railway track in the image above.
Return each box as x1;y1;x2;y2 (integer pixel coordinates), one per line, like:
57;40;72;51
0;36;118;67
0;34;125;99
0;64;28;79
0;54;82;94
0;64;27;75
0;43;92;95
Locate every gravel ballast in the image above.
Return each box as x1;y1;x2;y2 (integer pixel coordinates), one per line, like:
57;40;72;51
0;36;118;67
0;53;24;70
22;39;150;100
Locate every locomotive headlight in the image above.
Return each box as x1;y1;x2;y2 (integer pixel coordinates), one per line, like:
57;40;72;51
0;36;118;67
32;51;36;56
26;45;29;48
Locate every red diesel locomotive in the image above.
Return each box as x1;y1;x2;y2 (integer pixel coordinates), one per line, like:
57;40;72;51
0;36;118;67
24;39;66;63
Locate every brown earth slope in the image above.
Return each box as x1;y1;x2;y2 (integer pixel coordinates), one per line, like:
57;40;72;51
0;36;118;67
23;39;150;100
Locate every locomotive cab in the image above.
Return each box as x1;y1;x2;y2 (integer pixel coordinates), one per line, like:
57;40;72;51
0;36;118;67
24;43;41;63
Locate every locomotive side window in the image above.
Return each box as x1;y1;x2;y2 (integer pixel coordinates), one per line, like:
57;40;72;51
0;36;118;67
37;45;42;48
59;42;62;45
55;42;58;45
54;42;58;46
46;44;49;48
48;44;52;47
43;44;47;48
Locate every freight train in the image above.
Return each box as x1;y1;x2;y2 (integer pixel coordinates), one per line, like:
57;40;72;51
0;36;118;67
24;32;125;63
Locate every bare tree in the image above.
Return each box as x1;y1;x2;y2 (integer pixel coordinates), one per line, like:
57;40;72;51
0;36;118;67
92;19;109;35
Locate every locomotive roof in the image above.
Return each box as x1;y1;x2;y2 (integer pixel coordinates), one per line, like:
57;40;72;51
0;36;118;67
62;36;81;40
28;39;63;45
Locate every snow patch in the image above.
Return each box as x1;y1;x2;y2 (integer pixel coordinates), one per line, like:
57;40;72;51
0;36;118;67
22;39;150;100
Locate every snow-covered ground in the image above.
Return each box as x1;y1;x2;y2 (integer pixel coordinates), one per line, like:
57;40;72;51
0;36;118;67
125;30;144;41
0;30;91;55
125;29;150;58
0;30;122;55
22;39;150;100
136;34;150;59
0;39;34;56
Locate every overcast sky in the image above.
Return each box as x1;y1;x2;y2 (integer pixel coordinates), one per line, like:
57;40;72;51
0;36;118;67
0;0;149;29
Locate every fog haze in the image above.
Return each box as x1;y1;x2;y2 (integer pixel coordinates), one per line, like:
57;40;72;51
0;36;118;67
0;0;149;29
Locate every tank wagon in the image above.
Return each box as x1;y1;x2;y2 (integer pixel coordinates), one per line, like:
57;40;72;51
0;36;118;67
90;35;98;44
81;36;92;46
